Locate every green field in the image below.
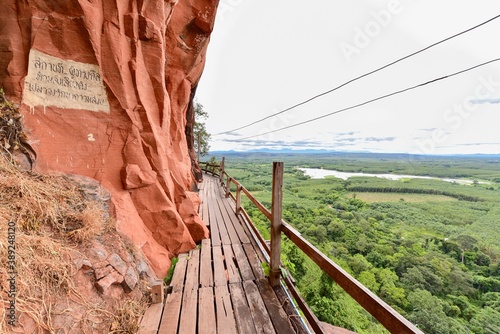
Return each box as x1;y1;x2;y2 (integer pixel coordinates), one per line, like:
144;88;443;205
208;152;500;334
347;192;458;203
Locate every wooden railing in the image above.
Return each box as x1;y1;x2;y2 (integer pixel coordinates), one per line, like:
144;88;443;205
201;161;220;176
200;159;423;334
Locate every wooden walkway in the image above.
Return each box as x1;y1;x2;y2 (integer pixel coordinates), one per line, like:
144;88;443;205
138;175;305;334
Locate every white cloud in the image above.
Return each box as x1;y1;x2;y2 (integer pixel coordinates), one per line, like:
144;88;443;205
198;0;500;154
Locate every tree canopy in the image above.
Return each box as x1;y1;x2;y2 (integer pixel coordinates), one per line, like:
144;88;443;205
194;100;210;157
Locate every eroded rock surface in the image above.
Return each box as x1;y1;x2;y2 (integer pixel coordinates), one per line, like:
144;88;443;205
0;0;219;277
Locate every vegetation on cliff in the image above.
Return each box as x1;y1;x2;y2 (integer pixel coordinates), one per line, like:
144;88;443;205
194;100;211;157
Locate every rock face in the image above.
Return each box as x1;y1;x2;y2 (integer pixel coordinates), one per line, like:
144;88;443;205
0;0;219;277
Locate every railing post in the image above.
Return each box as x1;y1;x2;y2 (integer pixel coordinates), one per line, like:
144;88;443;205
235;185;242;215
270;161;284;287
225;176;231;198
220;157;225;183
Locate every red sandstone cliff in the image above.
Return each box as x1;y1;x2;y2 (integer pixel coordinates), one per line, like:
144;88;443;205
0;0;219;278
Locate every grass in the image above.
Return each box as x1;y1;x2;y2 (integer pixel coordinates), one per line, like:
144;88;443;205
0;153;108;332
0;92;147;333
109;298;149;333
347;192;458;203
164;256;179;285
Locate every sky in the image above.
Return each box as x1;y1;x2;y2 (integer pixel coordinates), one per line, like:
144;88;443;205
196;0;500;155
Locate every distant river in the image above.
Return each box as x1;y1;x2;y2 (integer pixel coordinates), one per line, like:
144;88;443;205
297;168;490;185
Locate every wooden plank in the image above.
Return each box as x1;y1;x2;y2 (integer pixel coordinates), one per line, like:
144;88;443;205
232;244;254;281
209;175;217;193
212;246;227;286
169;253;188;293
255;279;296;334
201;190;209;226
270;162;283;287
210;177;229;246
200;239;213;287
184;248;200;291
243;280;275;334
158;291;182;334
207;175;215;195
208;194;221;247
212;198;231;245
229;282;257;334
281;222;423;334
214;285;237;334
231;214;251;244
219;196;250;244
216;197;241;245
223;244;240;284
212;175;224;198
137;303;163;334
178;288;198;334
240;207;270;255
243;243;265;280
204;177;213;216
198;287;217;334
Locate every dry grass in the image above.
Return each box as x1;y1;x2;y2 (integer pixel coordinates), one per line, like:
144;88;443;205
0;153;109;332
0;89;35;167
0;89;27;153
109;298;149;333
0;93;147;333
0;157;105;239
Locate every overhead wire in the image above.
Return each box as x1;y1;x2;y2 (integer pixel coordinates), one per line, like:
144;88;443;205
234;57;500;141
214;14;500;136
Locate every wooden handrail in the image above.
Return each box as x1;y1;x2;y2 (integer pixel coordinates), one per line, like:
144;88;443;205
281;222;422;334
282;275;324;334
200;158;423;334
225;174;272;220
200;161;220;177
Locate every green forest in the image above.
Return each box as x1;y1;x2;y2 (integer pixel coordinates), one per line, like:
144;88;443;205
213;152;500;334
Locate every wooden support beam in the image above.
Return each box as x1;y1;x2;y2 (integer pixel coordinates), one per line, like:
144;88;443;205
219;157;225;183
269;162;283;287
151;283;164;304
235;185;242;215
225;175;231;198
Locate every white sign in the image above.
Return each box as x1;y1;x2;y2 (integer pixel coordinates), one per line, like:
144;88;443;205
23;49;110;113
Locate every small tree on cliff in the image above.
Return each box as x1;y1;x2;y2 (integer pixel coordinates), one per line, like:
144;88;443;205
194;101;211;157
